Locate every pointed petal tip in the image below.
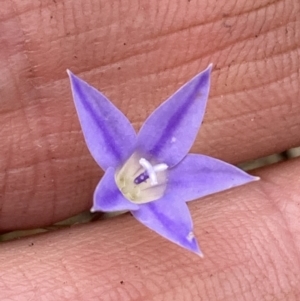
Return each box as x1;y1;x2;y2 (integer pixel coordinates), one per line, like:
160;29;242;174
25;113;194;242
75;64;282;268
67;69;77;83
193;63;213;90
249;175;260;182
195;63;213;81
192;240;204;257
206;63;213;73
189;241;204;258
197;250;204;258
187;232;204;257
90;207;97;213
66;69;73;77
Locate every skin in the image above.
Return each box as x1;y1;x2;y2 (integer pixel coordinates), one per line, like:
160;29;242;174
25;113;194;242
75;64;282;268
0;0;299;300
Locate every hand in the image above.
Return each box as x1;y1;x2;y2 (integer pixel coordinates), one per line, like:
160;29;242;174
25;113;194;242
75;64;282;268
0;0;299;300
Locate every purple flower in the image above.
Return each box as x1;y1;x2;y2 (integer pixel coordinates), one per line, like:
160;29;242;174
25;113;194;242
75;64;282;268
67;65;258;256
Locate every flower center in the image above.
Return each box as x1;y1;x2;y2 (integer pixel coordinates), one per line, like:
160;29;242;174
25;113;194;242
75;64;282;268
115;153;168;204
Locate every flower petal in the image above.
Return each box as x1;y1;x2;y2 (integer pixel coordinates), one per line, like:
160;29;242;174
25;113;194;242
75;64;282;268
68;71;137;170
136;64;212;167
167;154;259;202
132;196;203;255
92;167;139;212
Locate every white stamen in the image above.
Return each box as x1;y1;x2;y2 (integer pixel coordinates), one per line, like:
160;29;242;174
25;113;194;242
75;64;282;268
139;159;169;186
153;163;168;172
139;158;157;185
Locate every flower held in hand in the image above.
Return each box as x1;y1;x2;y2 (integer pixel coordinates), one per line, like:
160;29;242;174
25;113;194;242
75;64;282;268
68;65;257;256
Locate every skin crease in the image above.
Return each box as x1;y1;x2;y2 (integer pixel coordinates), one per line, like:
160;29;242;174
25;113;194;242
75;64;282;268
0;0;299;299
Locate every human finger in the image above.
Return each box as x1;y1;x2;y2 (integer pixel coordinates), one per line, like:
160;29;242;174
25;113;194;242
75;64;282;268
0;158;299;300
0;0;299;230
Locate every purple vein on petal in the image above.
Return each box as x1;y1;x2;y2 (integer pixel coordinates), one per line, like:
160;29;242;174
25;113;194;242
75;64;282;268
68;71;137;170
132;196;202;255
136;64;212;167
151;70;209;154
74;82;122;160
167;154;259;203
